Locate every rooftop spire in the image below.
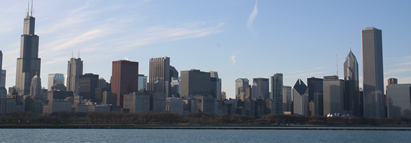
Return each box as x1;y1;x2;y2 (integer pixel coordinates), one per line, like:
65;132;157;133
27;1;30;17
31;0;33;16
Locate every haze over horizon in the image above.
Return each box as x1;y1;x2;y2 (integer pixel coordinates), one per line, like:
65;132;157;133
1;0;410;99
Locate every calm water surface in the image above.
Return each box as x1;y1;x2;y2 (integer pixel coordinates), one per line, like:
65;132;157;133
0;128;410;142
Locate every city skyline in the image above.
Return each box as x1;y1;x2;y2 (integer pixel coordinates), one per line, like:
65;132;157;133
1;1;411;99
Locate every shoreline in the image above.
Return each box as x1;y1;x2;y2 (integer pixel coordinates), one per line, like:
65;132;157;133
0;125;410;131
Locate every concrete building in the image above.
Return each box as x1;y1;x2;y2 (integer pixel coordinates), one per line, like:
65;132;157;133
166;97;184;115
362;27;385;118
48;73;64;91
253;78;269;99
282;86;292;112
344;50;362;116
293;79;308;115
66;58;83;95
78;73;99;102
123;92;150;113
235;78;249;101
149;57;172;97
387;84;411;118
138;74;147;91
15;9;41;95
180;70;211;98
323;76;344;116
111;60;139;107
271;73;283;113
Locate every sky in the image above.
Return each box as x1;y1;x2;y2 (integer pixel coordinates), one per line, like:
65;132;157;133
1;0;411;99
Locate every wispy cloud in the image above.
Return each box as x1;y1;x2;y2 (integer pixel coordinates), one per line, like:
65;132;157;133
393;62;411;66
290;67;325;74
247;0;258;31
288;71;325;78
231;56;236;64
385;68;411;75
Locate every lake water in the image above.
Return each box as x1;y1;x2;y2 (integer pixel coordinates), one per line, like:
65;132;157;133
0;128;410;142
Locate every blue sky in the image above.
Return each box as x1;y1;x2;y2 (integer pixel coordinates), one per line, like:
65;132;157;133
1;0;411;99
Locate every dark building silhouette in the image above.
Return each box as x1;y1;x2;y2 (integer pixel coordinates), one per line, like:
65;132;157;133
79;73;99;102
111;60;139;107
15;7;41;95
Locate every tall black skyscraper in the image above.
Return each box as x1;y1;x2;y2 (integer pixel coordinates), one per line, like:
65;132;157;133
16;5;41;95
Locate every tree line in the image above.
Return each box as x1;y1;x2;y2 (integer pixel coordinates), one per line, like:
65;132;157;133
1;111;411;126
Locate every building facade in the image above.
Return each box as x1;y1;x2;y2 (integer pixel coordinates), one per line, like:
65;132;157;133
111;60;139;107
322;76;344;115
48;73;64;91
180;69;211;98
66;58;83;95
235;78;249;101
293;79;308;115
362;27;385;118
271;73;283;113
387;84;411;118
78;73;99;102
15;10;41;95
253;78;269;99
344;50;362;116
148;57;171;97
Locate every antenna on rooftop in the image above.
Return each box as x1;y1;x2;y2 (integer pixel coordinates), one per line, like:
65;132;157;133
336;54;338;76
31;0;33;16
27;1;30;17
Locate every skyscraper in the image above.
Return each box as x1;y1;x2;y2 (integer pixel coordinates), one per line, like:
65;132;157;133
0;51;5;89
362;27;385;118
271;73;283;113
29;75;41;97
48;73;64;91
323;76;344;115
180;69;211;98
210;71;222;99
344;50;361;116
149;57;171;97
138;74;147;91
293;79;308;115
235;78;249;101
66;58;83;95
78;73;99;102
253;78;269;99
111;60;139;107
282;86;292;112
15;7;41;95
